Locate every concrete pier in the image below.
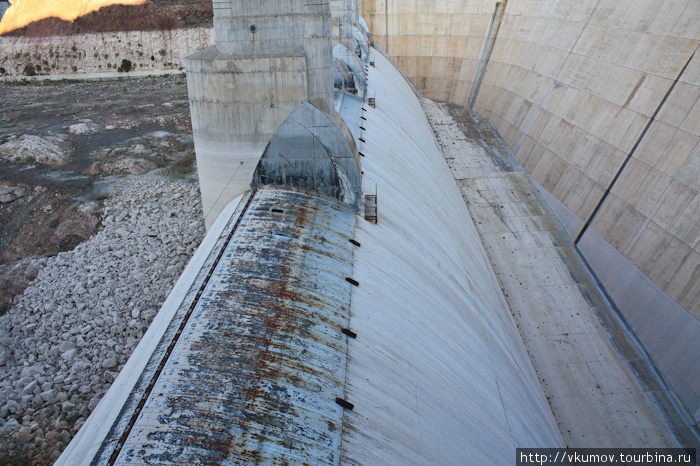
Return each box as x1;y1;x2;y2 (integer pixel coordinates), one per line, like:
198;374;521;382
330;0;358;49
185;0;336;228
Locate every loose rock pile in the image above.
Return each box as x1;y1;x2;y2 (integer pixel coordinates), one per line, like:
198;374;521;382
0;134;70;166
0;184;27;204
0;174;205;464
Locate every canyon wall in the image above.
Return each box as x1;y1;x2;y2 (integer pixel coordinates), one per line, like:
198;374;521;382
0;27;212;76
361;0;700;425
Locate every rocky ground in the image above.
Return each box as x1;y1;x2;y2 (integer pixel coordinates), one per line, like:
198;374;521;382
0;75;193;309
0;76;206;464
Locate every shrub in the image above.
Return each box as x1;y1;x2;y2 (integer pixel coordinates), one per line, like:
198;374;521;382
118;59;132;72
23;63;36;76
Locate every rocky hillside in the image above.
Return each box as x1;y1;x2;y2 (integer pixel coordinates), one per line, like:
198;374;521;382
0;0;214;78
1;0;212;37
0;7;213;464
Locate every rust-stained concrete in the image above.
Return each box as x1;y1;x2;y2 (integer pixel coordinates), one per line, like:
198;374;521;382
67;187;357;464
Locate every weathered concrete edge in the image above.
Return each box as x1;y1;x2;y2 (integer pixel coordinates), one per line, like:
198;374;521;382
54;193;245;465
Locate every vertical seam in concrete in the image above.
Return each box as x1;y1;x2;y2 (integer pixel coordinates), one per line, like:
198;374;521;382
468;0;508;109
512;0;603;155
574;41;700;244
384;0;389;55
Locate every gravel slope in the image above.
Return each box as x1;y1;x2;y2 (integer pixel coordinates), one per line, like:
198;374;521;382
0;173;205;465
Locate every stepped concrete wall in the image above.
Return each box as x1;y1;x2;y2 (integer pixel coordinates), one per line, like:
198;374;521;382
361;0;700;425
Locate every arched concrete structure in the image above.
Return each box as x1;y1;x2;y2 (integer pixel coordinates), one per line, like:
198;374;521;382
360;0;700;424
252;101;362;207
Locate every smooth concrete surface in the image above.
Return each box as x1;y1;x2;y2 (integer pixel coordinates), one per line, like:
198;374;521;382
339;50;563;464
578;227;700;426
360;0;700;426
423;99;697;447
538;177;700;424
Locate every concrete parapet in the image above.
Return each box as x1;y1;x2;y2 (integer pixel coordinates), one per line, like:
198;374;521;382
212;14;333;112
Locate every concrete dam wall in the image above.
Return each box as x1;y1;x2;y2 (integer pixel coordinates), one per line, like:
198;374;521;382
361;0;700;424
58;48;564;464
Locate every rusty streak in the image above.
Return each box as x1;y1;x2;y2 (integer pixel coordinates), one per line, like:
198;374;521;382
107;189;258;465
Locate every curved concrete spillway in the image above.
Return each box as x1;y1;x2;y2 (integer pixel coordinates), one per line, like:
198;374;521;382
58;44;563;464
361;0;700;425
96;188;357;464
339;49;563;463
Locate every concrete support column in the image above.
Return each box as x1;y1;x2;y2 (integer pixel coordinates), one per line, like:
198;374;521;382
185;0;335;228
330;0;357;49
